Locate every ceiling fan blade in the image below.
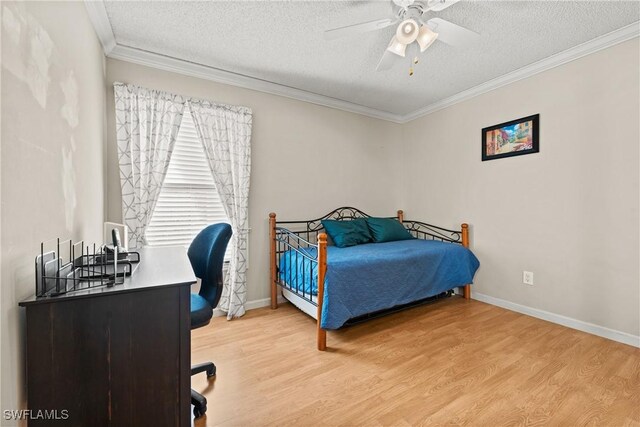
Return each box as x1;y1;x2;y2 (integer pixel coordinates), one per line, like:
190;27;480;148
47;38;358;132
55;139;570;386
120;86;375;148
376;49;399;71
324;17;397;40
426;18;479;47
426;0;462;12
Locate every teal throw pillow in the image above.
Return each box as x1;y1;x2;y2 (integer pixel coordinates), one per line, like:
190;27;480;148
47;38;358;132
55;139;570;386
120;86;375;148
321;219;372;248
366;217;414;243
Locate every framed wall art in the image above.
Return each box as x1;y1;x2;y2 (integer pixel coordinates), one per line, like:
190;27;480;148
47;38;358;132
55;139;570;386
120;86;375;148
482;114;539;161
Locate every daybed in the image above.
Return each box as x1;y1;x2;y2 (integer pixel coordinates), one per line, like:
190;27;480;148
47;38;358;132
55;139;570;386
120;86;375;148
269;207;479;350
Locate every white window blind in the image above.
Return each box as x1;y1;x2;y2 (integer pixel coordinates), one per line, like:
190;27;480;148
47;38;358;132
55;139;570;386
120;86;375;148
146;107;230;253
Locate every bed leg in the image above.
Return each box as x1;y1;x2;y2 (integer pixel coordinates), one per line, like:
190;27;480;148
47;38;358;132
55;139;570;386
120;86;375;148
317;328;326;351
317;233;328;351
270;212;278;309
461;223;471;300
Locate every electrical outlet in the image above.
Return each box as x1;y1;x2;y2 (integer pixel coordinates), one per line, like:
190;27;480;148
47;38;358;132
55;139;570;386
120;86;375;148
523;271;534;286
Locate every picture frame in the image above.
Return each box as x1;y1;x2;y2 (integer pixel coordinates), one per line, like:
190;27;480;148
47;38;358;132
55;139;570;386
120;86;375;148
482;114;539;161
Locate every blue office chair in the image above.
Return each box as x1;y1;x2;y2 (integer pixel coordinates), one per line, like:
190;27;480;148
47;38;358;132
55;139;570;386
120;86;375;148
188;223;232;419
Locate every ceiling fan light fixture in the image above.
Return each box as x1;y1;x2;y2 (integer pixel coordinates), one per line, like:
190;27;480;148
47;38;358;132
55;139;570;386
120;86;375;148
386;36;407;57
395;19;419;44
417;25;439;52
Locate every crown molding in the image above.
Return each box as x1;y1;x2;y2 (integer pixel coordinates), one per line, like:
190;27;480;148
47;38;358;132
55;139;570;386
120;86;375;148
402;21;640;123
108;44;405;123
84;0;639;124
84;0;403;121
84;0;116;55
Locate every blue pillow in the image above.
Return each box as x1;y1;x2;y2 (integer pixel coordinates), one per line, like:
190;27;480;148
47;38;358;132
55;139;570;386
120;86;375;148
366;217;414;243
321;219;372;248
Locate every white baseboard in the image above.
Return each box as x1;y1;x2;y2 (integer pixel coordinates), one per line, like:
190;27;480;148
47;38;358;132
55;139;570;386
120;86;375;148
212;295;286;318
472;291;640;348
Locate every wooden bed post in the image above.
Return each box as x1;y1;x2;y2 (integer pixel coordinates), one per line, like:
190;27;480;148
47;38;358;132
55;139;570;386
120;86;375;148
461;223;471;300
317;233;328;351
269;212;278;309
397;210;404;223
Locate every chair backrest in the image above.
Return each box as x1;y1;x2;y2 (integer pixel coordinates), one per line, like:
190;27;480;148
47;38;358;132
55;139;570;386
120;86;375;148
188;223;233;308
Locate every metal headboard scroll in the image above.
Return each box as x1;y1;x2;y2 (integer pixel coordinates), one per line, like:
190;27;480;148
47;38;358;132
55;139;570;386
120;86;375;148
275;207;377;232
306;207;372;232
402;220;462;243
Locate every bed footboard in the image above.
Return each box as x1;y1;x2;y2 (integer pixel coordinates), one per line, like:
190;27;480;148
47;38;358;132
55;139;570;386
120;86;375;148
316;234;327;351
269;212;328;350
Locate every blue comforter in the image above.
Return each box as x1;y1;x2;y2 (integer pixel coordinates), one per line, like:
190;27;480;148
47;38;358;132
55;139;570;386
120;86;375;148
279;239;480;329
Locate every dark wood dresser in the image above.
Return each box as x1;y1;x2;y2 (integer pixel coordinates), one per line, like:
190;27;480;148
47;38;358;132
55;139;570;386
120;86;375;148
19;246;196;426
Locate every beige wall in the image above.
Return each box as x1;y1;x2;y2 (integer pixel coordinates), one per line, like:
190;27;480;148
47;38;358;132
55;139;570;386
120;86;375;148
105;59;403;303
1;1;106;419
401;39;640;336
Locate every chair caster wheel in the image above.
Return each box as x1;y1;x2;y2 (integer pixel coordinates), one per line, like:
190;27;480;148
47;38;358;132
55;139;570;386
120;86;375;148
194;405;206;418
206;366;216;378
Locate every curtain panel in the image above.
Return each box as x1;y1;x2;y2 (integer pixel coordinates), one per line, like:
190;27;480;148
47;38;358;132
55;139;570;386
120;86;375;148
189;99;252;319
114;82;186;249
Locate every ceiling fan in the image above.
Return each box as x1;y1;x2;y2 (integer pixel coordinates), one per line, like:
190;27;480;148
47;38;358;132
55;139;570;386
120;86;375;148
324;0;479;75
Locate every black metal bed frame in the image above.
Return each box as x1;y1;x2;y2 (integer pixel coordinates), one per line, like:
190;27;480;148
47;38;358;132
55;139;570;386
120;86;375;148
273;206;464;313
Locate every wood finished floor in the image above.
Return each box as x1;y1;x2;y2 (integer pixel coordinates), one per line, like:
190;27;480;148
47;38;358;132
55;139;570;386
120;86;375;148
191;297;640;426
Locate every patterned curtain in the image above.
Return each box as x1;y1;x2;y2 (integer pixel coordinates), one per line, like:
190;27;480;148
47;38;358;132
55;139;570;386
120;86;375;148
189;99;252;319
114;83;186;248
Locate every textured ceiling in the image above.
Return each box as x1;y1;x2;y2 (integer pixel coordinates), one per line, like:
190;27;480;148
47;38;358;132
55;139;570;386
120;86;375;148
104;1;639;116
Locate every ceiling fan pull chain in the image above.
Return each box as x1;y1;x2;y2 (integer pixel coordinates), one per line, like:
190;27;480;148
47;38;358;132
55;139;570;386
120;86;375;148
409;55;420;76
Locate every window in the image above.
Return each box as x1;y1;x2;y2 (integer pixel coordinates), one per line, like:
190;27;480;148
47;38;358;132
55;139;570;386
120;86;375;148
146;107;229;254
